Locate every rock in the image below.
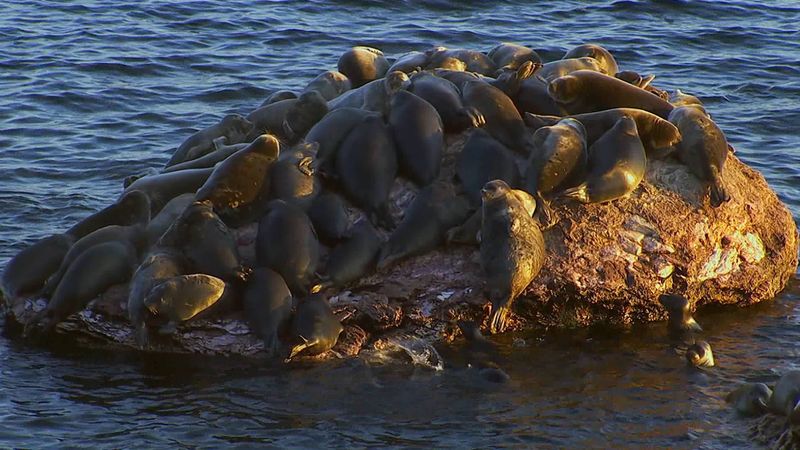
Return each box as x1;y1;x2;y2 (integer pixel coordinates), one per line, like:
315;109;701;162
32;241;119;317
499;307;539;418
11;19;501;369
1;129;796;357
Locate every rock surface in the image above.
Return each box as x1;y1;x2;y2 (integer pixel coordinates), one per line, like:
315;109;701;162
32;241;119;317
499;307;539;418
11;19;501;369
1;130;797;360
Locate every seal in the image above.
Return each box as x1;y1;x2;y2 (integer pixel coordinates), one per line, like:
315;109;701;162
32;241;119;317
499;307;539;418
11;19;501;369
457;320;510;383
127;247;186;347
247;91;328;143
158;200;249;282
726;383;772;417
305;107;378;177
388;90;444;186
334;114;398;228
165;114;253;168
489;61;539;99
307;191;350;244
513;76;569;116
261;90;297;106
615;71;656;90
123;168;211;216
427;48;497;76
523;118;588;227
669;105;730;207
194;134;281;226
462;79;531;153
563;43;619;75
456;129;520;207
69;189;151;238
669;89;705;110
548;70;675;119
337;46;390;88
320;219;382;288
480;180;546;334
243;267;293;357
301;70;351;101
269;142;321;211
256;200;320;294
1;233;74;299
41;224;148;299
162;139;249;174
769;371;800;423
387;48;443;74
658;293;703;342
537;57;607;82
487;42;542;72
25;241;138;335
685;340;714;368
524;107;682;158
561;116;646;204
408;71;484;133
377;181;471;270
144;274;227;335
327;71;410;118
144;193;195;245
286;293;343;361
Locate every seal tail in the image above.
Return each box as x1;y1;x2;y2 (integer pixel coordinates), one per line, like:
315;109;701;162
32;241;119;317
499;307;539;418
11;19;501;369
709;177;730;207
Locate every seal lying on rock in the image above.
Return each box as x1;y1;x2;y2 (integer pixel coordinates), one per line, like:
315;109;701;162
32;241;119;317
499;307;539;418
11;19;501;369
409;71;485;133
480;180;546;334
328;71;410;118
388;90;444;186
321;220;382;288
243;267;293;357
1;234;74;300
165;114;253;168
286;293;343;360
337;46;389;88
302;70;351;101
488;42;542;72
144;274;227;335
127;248;186;347
562;43;619;75
769;371;800;423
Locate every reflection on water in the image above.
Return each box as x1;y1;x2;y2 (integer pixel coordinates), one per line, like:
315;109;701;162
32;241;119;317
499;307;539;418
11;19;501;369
1;0;799;447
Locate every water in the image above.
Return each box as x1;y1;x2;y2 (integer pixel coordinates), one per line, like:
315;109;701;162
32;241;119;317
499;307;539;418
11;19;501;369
1;0;799;447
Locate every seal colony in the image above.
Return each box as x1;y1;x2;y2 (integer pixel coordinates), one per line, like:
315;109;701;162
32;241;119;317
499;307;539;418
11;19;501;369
1;44;796;370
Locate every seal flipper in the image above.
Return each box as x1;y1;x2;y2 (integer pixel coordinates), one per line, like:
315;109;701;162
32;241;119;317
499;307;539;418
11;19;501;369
709;171;730;207
560;183;590;203
533;193;558;230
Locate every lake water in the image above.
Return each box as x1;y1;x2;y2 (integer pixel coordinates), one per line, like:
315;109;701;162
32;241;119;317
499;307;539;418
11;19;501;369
1;0;799;447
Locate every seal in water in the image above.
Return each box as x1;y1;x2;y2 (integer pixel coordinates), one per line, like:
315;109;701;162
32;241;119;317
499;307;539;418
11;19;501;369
243;267;293;357
165;114;253;167
25;241;138;335
123;168;211;216
327;71;410;119
668;105;730;207
685;340;714;368
158;200;249;282
69;189;151;239
480;180;546;334
523;118;588;227
269;141;321;211
320;219;382;288
337;46;390;88
524;107;681;158
256;200;320;295
144;274;227;335
456;129;520;207
487;42;542;72
307;191;350;244
726;383;772;417
127;248;186;347
537;57;607;82
377;181;471;270
562;43;619;75
457;320;510;383
388;90;444;186
286;293;343;360
769;371;800;424
194;134;281;226
658;293;703;342
301;70;351;101
1;233;74;299
462;79;531;154
41;224;148;299
408;71;484;133
334;114;398;228
561;116;646;204
548;70;674;119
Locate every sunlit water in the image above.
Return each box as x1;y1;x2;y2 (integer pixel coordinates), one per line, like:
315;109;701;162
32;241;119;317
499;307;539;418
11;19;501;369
1;0;799;447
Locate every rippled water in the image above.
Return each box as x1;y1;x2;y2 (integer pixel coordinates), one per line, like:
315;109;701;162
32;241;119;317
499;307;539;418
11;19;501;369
1;0;799;447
